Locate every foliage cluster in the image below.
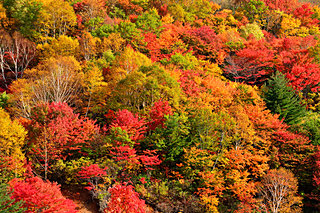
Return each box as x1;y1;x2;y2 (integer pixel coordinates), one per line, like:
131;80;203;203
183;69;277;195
0;0;320;212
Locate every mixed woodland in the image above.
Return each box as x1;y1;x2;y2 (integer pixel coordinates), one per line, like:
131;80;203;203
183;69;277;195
1;0;320;212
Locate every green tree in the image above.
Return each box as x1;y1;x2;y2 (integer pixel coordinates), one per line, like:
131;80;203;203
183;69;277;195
292;112;320;145
135;9;162;35
1;0;42;38
0;184;25;213
0;92;9;108
262;71;306;125
146;113;191;166
240;0;269;24
108;65;181;113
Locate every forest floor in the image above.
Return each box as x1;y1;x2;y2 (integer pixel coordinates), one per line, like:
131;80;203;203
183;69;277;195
61;185;99;213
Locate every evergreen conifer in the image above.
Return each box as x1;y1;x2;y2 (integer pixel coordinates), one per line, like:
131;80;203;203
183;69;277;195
263;71;306;125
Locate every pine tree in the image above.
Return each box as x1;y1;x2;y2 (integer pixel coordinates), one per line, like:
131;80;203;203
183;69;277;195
262;71;306;125
0;184;25;213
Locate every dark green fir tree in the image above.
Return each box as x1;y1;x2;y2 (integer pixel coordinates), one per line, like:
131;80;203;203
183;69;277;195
262;71;306;125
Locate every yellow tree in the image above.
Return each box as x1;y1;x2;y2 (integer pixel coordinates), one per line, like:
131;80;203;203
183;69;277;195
0;108;27;179
0;2;9;29
107;46;152;85
279;13;301;36
78;31;100;61
37;35;80;60
108;65;181;113
81;62;109;116
100;33;126;55
258;168;302;213
10;56;83;117
36;0;77;42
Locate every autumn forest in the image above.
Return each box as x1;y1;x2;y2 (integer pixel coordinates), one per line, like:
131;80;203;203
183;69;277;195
1;0;320;212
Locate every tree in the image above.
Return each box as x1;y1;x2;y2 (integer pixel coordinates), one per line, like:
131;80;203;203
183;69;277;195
262;71;306;125
8;32;36;79
312;148;320;208
0;107;27;178
294;3;319;28
10;56;82;117
25;102;99;179
107;46;152;84
271;128;313;178
147;99;173;131
224;38;274;85
77;31;100;61
0;91;9;108
277;52;320;93
109;0;144;16
187;0;220;20
37;35;80;60
81;61;109;116
105;108;162;174
0;30;36;87
258;168;302;213
147;113;191;166
0;30;12;88
297;112;320;145
196;170;224;213
245;101;314;190
240;22;264;40
0;2;9;30
1;0;42;38
0;184;25;213
9;176;78;213
135;9;162;35
143;32;162;62
73;0;106;31
108;109;147;142
182;26;226;64
106;183;146;213
108;65;181;113
262;0;300;13
36;0;77;41
274;36;320;93
78;164;108;191
240;0;269;24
